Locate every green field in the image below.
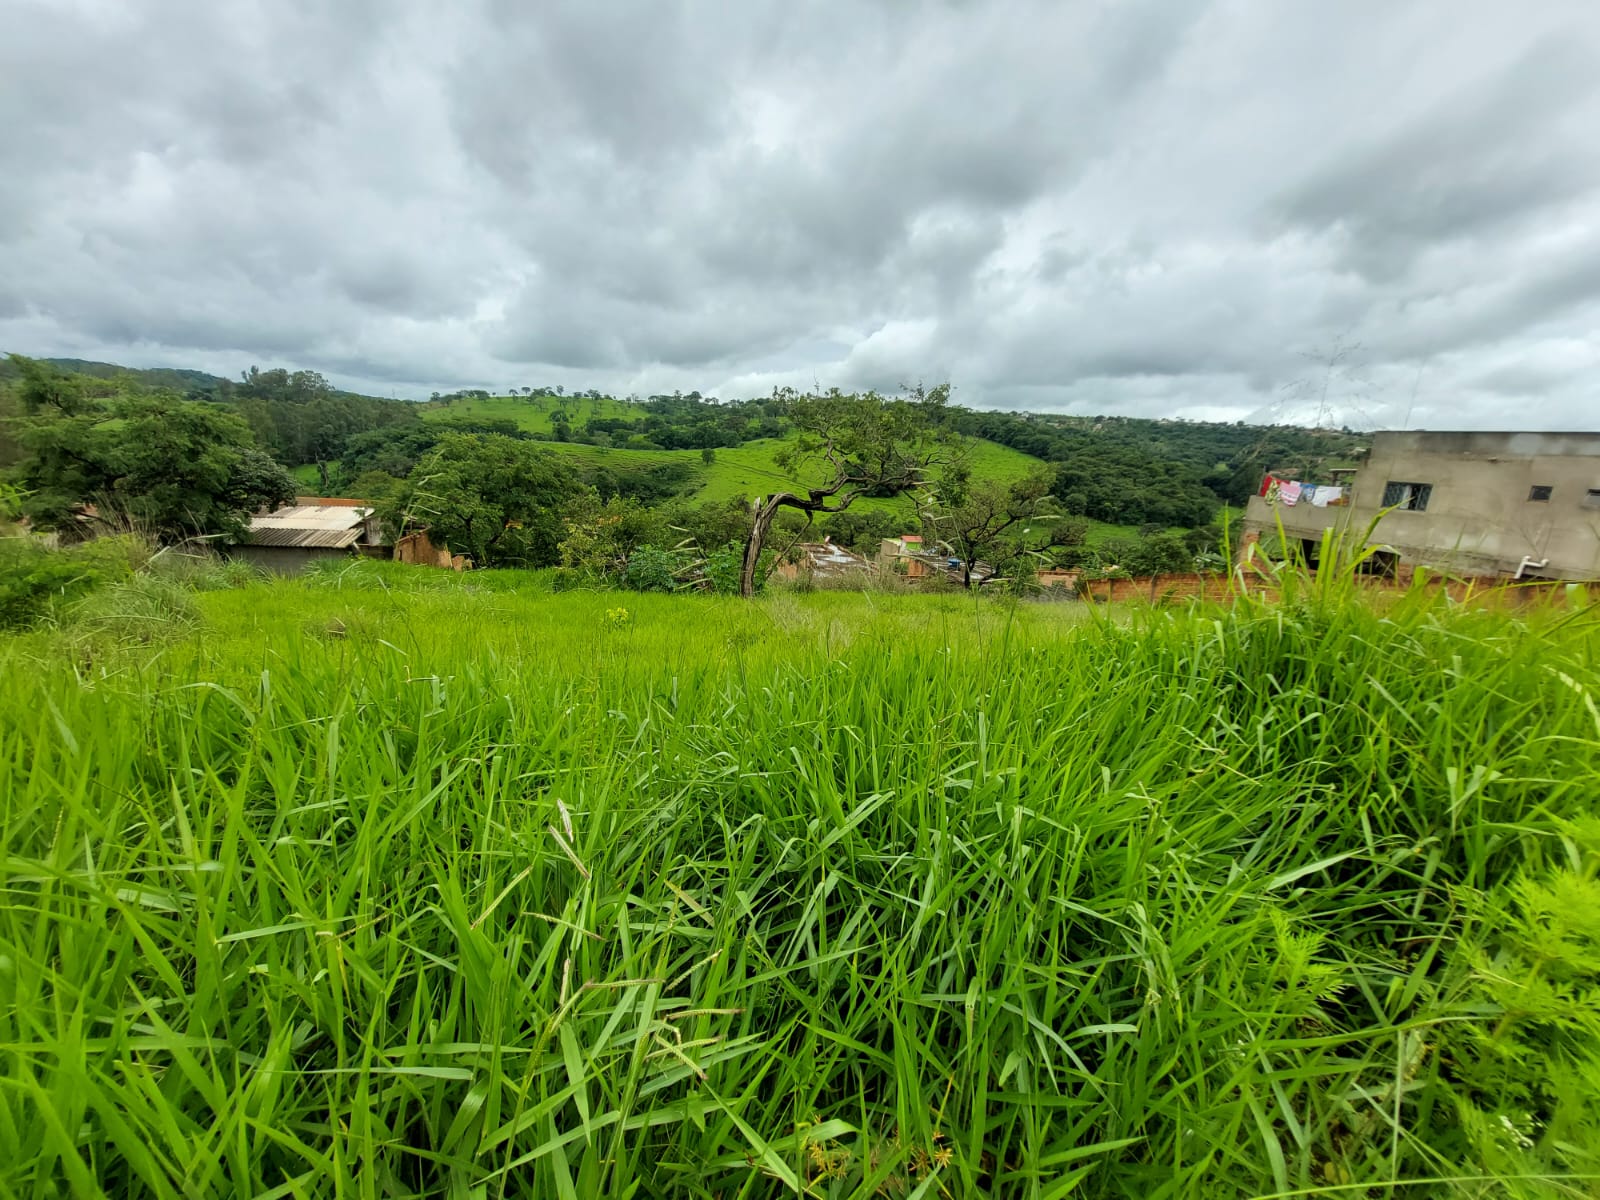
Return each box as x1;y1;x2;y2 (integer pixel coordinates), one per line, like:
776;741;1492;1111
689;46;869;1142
422;394;645;435
289;461;329;487
272;397;1168;545
419;395;1050;517
421;396;1045;509
290;429;1146;544
2;560;1596;1197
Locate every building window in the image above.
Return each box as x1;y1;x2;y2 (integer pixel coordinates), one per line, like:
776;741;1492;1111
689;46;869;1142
1528;485;1553;502
1585;489;1600;509
1381;481;1433;511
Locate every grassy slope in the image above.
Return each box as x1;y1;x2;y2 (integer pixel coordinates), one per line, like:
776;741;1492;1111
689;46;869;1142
307;408;1176;546
1;569;1595;1196
423;394;643;435
420;396;1066;522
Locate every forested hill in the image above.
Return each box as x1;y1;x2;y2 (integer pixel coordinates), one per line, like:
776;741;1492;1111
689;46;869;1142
3;355;1370;534
28;358;230;394
955;409;1368;510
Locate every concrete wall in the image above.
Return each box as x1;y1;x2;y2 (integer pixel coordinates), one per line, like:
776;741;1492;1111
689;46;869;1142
394;529;457;569
1244;430;1600;580
230;545;356;575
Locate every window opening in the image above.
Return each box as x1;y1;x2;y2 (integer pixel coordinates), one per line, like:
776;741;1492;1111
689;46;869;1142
1381;481;1432;511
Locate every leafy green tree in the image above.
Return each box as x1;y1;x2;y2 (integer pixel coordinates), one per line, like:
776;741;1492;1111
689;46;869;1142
10;371;295;542
738;385;952;596
1090;532;1194;578
343;469;405;508
920;466;1085;588
8;353;102;416
383;433;584;567
658;497;752;555
220;364;419;469
558;495;668;585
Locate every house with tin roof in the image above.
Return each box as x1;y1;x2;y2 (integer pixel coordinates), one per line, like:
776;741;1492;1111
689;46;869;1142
233;498;388;574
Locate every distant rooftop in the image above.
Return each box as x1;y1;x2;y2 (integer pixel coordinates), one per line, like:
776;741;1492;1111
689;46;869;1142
248;502;375;549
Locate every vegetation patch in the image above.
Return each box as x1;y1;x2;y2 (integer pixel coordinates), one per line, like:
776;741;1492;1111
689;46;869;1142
0;571;1595;1196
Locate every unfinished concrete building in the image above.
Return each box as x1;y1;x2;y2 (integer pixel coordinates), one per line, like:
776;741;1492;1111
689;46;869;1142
1241;431;1600;582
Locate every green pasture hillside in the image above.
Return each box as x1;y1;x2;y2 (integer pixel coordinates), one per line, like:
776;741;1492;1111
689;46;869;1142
420;394;643;435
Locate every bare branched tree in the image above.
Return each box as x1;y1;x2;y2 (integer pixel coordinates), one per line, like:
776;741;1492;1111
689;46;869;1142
738;384;952;597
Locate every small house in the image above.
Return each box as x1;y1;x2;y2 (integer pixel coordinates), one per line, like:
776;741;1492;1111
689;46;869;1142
879;534;934;578
234;498;388;574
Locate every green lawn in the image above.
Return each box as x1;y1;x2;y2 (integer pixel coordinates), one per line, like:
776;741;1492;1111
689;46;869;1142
1;564;1595;1195
289;461;332;488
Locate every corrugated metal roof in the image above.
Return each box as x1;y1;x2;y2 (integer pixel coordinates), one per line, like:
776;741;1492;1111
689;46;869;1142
793;542;869;575
246;526;366;548
248;505;372;549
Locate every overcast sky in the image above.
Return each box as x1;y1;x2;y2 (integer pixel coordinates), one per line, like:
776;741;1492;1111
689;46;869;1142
4;0;1599;429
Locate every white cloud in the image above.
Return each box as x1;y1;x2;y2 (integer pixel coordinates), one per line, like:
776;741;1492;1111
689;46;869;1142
3;0;1599;429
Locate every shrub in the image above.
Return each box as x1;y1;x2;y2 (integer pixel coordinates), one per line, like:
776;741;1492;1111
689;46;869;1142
623;544;682;593
0;536;137;629
550;566;585;592
702;540;760;594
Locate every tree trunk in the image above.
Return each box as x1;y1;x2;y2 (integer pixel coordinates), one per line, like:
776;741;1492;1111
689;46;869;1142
740;488;860;597
740;497;783;598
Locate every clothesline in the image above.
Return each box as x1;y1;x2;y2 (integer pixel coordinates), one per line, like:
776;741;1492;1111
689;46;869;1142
1258;475;1349;508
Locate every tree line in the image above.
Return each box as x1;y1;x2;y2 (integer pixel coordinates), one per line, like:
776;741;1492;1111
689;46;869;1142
952;409;1367;524
1;356;295;542
3;357;1358;595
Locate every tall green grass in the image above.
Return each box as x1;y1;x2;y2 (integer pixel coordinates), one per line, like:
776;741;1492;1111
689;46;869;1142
0;574;1596;1197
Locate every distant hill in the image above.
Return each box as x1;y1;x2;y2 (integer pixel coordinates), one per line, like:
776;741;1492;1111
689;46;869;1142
7;358;1370;529
0;356;396;406
417;395;1048;509
38;358;231;394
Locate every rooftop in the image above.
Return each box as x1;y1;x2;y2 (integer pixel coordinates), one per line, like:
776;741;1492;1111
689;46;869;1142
247;503;376;549
794;541;868;573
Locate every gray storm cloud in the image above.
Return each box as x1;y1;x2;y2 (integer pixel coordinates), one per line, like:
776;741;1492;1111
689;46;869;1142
3;0;1598;429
